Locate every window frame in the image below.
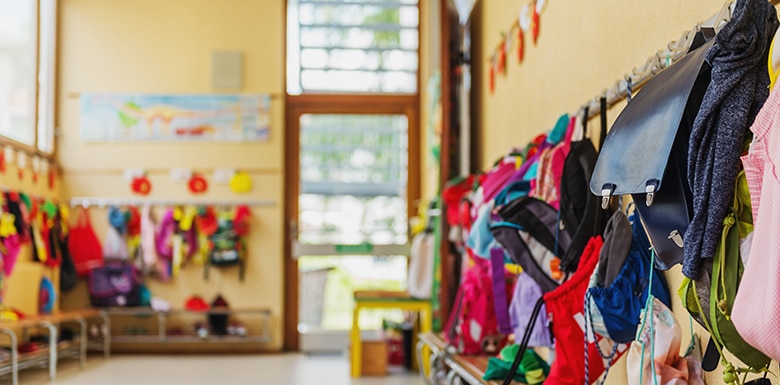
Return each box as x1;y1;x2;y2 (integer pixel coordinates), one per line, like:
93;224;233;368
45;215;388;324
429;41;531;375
0;0;58;159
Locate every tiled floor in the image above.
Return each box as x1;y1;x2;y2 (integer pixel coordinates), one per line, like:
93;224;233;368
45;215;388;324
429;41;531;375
17;354;426;385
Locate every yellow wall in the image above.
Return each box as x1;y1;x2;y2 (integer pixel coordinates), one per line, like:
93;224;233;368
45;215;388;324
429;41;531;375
57;0;285;350
473;1;772;384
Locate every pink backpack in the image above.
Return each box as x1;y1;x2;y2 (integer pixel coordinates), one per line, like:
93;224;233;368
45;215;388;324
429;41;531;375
530;115;576;209
444;253;509;355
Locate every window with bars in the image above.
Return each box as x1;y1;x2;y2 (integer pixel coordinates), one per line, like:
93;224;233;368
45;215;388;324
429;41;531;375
0;0;57;154
287;0;420;94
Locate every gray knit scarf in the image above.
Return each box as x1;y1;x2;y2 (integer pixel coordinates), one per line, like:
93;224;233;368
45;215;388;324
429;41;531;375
683;0;779;279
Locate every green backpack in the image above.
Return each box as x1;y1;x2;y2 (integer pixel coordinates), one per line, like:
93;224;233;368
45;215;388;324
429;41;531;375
679;170;770;383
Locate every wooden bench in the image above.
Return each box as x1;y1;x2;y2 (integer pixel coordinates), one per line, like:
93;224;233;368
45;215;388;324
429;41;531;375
0;309;110;385
417;332;525;385
351;290;432;377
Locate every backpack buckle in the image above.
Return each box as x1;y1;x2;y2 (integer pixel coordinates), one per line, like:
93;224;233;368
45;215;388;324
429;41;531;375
668;230;684;248
600;184;615;209
645;180;659;207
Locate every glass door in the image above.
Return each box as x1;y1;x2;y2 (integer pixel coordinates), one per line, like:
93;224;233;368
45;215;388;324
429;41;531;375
294;113;412;353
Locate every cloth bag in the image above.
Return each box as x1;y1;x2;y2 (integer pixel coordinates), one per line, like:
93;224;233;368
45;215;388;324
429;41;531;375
586;211;672;344
627;298;706;385
679;171;771;374
590;34;715;270
88;262;142;307
103;225;129;260
501;237;625;385
68;208;104;276
408;230;434;299
508;272;551;348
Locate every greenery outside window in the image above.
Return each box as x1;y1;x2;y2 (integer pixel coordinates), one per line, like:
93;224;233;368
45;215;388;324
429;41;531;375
287;0;420;94
0;0;57;155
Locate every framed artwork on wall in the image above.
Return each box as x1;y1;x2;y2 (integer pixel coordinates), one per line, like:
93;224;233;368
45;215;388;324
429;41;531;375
79;93;271;142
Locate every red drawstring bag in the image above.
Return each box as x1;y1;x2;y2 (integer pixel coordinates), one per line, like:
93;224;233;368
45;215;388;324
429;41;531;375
503;236;626;385
68;208;104;276
543;236;626;385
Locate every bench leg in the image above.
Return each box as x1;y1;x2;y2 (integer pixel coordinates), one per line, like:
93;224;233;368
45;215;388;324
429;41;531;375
418;305;433;380
0;327;18;385
42;321;56;380
446;368;458;385
430;353;441;384
99;311;111;359
416;340;432;385
77;318;87;368
350;305;361;377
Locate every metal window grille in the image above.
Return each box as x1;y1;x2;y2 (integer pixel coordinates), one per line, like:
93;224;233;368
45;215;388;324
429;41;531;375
288;0;419;94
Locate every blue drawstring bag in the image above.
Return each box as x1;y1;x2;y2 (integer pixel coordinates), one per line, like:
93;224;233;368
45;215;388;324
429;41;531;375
586;210;671;344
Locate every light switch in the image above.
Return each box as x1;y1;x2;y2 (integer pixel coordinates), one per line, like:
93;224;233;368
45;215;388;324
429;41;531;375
212;51;243;90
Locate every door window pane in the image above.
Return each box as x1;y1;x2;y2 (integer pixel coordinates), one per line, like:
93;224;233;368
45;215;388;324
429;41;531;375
299;114;408;245
287;0;419;94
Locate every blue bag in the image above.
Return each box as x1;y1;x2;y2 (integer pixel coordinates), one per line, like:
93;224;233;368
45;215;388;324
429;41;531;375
586;210;671;344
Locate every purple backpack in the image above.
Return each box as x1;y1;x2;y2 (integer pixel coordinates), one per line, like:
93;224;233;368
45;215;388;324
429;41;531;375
509;272;552;347
88;262;142;307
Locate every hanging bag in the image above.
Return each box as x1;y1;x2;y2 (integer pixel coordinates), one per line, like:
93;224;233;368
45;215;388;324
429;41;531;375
508;272;551;349
491;196;571;293
444;255;506;355
559;103;610;272
52;214;78;293
502;237;625;385
68;208;104;276
679;170;771;380
590;32;715;270
204;228;246;281
88;261;142;307
407;229;435;299
586;210;672;344
529;114;575;209
627;299;706;385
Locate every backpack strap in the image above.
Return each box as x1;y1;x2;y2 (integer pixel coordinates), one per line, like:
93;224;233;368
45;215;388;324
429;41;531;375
599;96;607;150
444;284;466;344
582;106;590;139
502;296;546;385
490;248;513;334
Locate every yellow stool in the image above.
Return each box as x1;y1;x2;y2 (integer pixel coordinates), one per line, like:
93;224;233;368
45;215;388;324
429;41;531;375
350;290;433;377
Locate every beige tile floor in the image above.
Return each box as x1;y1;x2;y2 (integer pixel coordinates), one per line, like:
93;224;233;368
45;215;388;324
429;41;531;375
15;354;426;385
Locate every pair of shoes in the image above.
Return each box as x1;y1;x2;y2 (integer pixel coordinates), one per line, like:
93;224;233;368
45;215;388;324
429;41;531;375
193;322;209;338
227;321;246;337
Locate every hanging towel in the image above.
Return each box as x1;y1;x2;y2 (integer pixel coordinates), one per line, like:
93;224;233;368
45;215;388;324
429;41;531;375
140;205;158;267
683;0;778;278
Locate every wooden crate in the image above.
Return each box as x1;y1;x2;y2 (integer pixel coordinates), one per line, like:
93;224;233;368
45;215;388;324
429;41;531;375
360;340;388;376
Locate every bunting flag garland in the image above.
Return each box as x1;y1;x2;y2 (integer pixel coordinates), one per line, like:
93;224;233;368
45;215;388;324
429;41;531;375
532;0;544;44
488;0;549;94
518;27;525;63
48;170;55;191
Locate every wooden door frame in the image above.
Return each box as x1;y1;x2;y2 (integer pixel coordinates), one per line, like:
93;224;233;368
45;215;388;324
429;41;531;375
283;94;421;351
